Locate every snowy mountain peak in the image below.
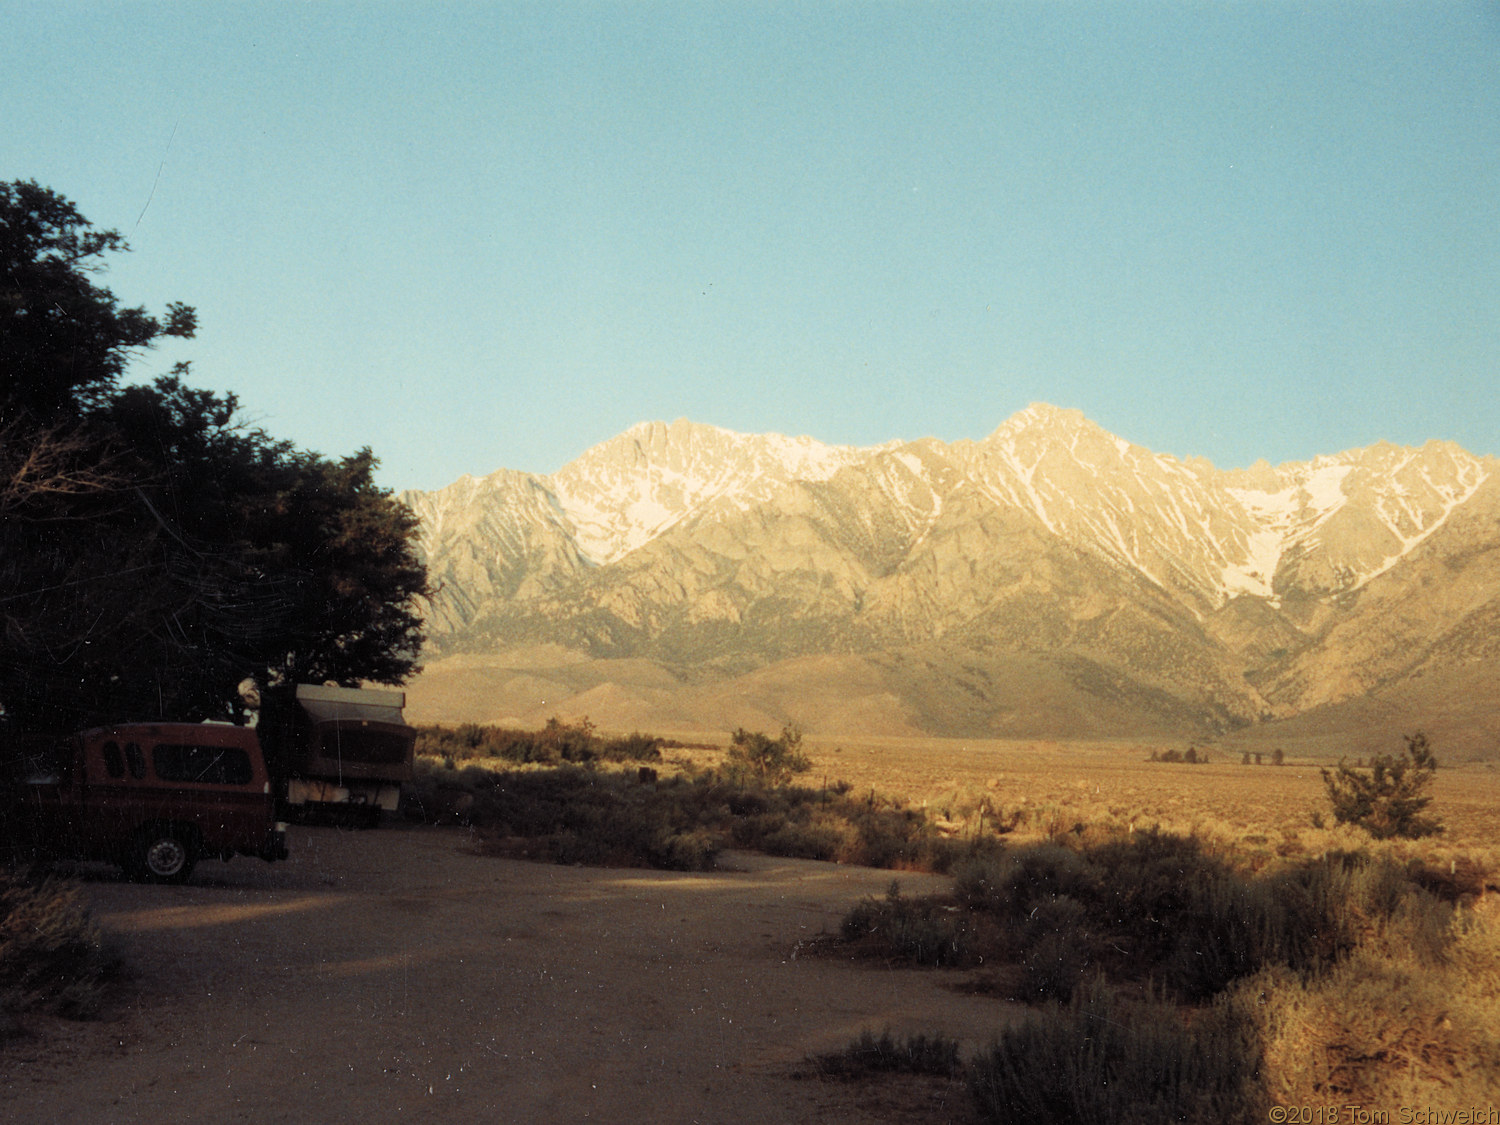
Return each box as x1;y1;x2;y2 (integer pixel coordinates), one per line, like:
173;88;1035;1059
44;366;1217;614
403;408;1491;642
547;419;867;564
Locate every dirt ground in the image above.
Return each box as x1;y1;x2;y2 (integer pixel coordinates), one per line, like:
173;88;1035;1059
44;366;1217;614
1;825;1013;1124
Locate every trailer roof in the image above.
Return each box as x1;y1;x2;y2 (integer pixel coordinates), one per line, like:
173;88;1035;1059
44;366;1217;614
294;684;409;727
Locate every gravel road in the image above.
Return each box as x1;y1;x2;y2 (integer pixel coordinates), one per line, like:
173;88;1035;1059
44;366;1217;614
2;825;1010;1124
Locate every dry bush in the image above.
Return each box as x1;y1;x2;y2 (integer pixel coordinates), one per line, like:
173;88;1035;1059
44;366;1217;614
846;830;1474;1006
963;873;1498;1118
841;881;972;967
0;872;124;1032
414;718;664;766
833;820;1500;1118
812;1027;964;1078
404;753;1005;874
1236;897;1500;1104
967;979;1264;1124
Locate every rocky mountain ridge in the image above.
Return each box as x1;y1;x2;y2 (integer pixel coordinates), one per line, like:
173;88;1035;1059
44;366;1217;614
399;406;1499;751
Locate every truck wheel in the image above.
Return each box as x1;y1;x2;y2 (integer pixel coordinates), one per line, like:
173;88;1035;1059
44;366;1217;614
130;829;196;884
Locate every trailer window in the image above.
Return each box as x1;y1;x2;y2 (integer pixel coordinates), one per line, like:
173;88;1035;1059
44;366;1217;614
320;728;412;765
152;744;254;786
125;742;146;779
102;741;125;779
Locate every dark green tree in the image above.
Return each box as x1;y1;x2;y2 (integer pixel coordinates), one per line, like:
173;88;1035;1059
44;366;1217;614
100;376;427;699
0;180;194;419
1321;733;1442;840
0;181;426;734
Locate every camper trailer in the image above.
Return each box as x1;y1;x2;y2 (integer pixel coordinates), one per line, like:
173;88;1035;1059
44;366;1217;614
256;684;416;826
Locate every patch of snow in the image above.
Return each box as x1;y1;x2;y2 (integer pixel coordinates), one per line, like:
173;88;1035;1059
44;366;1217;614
1302;462;1352;515
1220;527;1284;599
1226;484;1300;525
892;451;926;477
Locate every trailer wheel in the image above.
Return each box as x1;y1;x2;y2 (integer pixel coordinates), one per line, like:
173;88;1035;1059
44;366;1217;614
129;828;196;884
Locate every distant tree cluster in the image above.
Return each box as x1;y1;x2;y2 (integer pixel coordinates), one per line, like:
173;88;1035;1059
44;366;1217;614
1240;749;1285;765
0;180;428;735
1149;747;1209;764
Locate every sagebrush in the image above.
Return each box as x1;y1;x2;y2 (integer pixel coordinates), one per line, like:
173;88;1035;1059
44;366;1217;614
405;724;1006;874
836;826;1499;1121
0;872;124;1033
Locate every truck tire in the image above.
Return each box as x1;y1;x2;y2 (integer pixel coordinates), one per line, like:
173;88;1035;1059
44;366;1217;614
129;828;197;885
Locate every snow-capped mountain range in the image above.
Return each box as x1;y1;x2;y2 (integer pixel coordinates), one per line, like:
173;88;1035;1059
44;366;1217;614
399;406;1500;746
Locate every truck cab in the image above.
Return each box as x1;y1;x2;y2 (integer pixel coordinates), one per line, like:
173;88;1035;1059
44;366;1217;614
14;723;289;884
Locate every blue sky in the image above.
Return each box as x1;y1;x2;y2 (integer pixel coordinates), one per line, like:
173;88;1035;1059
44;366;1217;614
4;2;1496;490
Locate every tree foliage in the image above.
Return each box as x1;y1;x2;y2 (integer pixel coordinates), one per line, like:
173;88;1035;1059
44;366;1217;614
1321;733;1442;840
724;724;811;787
0;179;194;419
0;180;426;734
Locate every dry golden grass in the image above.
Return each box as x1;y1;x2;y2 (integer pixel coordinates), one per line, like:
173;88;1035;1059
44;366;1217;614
656;730;1500;853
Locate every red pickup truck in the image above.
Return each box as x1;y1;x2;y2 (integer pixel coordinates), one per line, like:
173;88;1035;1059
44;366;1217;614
12;722;289;884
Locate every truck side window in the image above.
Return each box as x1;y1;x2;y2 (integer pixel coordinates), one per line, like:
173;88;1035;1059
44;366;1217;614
152;744;254;786
102;741;125;779
125;742;146;779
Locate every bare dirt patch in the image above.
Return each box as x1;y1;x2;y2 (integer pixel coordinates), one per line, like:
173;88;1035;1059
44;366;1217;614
2;825;1006;1124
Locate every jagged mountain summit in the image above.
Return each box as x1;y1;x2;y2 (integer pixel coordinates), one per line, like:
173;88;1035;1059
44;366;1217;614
399;406;1499;755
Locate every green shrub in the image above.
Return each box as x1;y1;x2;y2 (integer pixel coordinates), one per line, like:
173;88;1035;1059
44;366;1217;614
1321;732;1442;839
852;831;1435;1002
1018;926;1092;1002
954;842;1100;914
722;724;811;787
828;825;1497;1118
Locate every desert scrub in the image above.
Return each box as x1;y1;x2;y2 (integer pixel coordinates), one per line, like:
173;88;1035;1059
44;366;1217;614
847;830;1432;1002
836;828;1500;1118
728;784;999;872
414;718;665;766
812;1026;964;1078
721;724;811;786
406;751;1004;874
967;979;1265;1125
1234;889;1500;1105
458;765;725;871
841;881;972;966
0;872;124;1031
